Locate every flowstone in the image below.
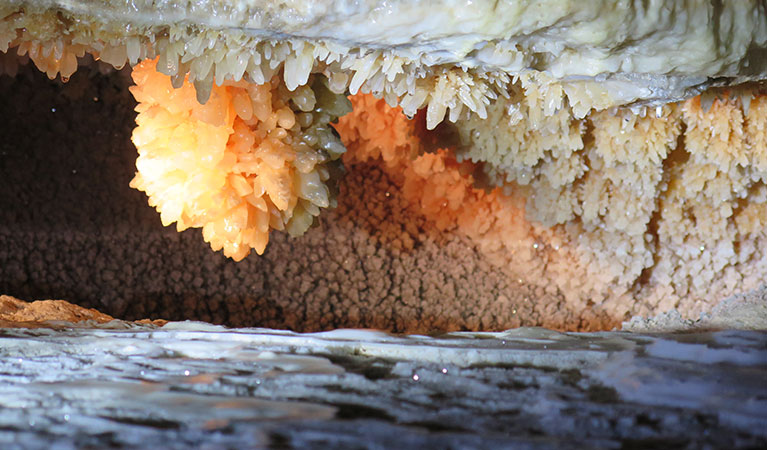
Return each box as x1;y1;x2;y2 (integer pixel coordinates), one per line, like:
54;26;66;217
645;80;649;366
0;321;765;449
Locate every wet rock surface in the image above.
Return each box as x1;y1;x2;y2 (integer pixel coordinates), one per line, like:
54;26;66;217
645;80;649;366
0;323;765;449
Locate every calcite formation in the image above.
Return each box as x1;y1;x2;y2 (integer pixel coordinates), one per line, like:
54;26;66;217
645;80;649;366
1;0;767;324
129;59;350;260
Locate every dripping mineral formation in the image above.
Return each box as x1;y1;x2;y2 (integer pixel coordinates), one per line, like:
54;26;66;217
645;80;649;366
1;0;767;325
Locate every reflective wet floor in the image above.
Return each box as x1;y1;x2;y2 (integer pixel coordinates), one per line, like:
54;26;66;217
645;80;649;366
1;323;765;449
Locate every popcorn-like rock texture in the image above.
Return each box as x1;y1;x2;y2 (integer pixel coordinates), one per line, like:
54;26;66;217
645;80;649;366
0;318;765;448
2;66;578;332
336;91;767;326
1;1;767;329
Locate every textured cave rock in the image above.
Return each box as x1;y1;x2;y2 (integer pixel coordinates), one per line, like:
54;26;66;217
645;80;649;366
0;293;764;447
0;319;765;449
0;62;610;332
3;44;767;334
1;3;766;447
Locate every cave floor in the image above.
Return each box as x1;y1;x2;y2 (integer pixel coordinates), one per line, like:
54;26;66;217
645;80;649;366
0;319;765;449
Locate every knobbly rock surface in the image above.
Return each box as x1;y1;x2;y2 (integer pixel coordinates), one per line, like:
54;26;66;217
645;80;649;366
622;287;767;332
0;294;114;325
0;317;765;449
0;295;166;328
0;64;584;333
2;53;767;334
1;56;766;448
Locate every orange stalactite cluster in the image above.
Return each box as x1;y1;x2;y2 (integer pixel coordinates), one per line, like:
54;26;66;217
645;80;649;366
129;59;348;261
336;93;536;256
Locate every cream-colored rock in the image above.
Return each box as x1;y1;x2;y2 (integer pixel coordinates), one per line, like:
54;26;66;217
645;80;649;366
2;1;766;126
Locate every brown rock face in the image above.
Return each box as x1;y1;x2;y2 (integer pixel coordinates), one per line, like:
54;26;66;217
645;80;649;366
0;295;165;328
